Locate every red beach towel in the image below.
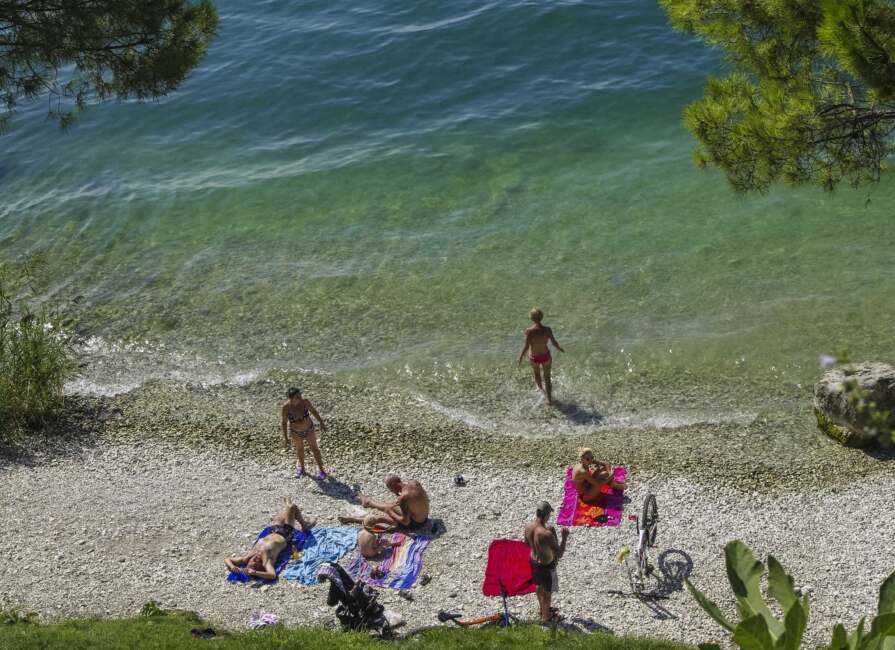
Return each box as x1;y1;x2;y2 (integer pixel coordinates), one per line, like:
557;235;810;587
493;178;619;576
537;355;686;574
556;466;626;527
481;539;536;597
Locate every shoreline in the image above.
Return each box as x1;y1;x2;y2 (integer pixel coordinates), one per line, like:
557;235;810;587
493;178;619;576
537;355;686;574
2;374;895;646
25;370;895;492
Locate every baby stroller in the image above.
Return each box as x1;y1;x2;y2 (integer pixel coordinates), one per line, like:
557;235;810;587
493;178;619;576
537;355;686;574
317;562;391;636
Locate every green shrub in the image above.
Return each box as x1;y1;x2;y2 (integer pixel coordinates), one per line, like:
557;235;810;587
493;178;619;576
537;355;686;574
138;601;166;618
688;540;895;650
843;375;894;448
1;608;36;625
0;256;77;435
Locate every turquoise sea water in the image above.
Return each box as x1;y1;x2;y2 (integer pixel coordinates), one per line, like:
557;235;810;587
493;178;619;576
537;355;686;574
2;1;894;436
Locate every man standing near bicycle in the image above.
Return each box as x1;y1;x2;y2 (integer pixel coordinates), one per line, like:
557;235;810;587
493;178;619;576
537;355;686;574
523;501;569;623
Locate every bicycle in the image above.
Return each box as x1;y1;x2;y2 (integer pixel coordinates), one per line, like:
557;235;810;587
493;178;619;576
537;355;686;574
619;493;659;596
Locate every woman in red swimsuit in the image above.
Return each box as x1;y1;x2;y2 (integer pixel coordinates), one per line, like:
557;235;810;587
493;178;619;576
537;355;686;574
518;308;565;404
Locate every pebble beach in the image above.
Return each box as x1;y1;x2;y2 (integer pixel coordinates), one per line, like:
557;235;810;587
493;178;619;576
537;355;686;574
2;375;894;647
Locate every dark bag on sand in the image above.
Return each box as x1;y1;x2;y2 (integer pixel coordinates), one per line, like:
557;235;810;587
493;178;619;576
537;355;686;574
317;562;390;635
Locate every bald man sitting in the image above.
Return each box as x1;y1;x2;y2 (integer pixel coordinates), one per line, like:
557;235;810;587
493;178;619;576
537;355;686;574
572;448;625;502
339;473;430;531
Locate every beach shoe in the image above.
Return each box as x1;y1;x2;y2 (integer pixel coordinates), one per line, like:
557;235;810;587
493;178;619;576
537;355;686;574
295;468;306;479
315;470;327;481
548;608;564;622
190;627;216;640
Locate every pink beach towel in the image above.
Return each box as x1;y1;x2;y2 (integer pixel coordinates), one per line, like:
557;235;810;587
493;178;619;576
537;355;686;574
556;466;626;527
481;539;536;597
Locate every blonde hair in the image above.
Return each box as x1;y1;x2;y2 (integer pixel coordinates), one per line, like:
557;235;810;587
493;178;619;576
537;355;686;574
578;447;594;462
529;308;544;323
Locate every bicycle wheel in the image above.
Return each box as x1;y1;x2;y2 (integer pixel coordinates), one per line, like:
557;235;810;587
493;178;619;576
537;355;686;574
640;493;658;546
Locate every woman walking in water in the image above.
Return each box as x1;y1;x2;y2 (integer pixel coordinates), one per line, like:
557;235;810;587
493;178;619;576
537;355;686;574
518;308;564;404
281;387;327;479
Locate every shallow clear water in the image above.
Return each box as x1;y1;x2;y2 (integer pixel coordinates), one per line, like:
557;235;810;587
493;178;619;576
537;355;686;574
2;0;894;436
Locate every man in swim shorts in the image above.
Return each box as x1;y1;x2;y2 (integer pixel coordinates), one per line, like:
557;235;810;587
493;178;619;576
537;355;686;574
224;497;316;580
523;501;569;622
572;447;625;501
518;308;564;404
338;473;430;531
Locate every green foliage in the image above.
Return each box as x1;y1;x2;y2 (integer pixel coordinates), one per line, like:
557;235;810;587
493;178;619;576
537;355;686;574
0;612;696;650
0;256;77;436
842;375;894;447
1;609;36;625
659;0;895;192
687;541;807;649
688;540;895;650
0;0;219;131
138;600;165;618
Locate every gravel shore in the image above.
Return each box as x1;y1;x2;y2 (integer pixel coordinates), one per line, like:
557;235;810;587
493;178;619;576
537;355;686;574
1;375;894;646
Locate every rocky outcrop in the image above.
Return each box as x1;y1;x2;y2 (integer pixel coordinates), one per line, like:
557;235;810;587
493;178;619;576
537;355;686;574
814;362;895;447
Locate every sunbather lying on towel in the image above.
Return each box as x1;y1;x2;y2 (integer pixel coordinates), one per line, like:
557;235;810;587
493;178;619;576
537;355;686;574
339;473;430;531
572;448;625;501
224;497;316;580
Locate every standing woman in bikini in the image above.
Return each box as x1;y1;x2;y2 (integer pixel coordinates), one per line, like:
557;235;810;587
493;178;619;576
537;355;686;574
518;308;565;404
281;387;327;479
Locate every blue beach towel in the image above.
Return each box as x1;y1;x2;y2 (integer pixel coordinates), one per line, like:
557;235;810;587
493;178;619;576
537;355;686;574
282;527;358;585
227;527;307;584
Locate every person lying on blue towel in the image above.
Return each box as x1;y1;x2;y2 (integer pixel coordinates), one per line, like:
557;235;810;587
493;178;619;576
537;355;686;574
224;497;316;580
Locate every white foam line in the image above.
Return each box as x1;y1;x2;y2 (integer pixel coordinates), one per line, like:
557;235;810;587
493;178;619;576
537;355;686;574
412;395;492;430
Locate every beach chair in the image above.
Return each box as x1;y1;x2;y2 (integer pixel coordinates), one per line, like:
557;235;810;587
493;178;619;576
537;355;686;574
437;539;532;628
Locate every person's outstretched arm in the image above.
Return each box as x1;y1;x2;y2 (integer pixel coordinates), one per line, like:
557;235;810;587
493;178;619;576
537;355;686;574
361;495;409;523
308;402;327;432
361;494;398;512
557;528;569;558
548;328;565;352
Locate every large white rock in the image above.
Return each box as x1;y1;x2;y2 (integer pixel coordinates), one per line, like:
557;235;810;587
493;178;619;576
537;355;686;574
813;362;895;447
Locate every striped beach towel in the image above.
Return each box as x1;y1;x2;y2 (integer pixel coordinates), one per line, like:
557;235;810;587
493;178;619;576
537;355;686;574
556;466;626;527
347;533;431;589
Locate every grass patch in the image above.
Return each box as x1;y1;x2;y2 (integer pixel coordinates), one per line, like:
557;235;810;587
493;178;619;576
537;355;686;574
0;610;695;650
